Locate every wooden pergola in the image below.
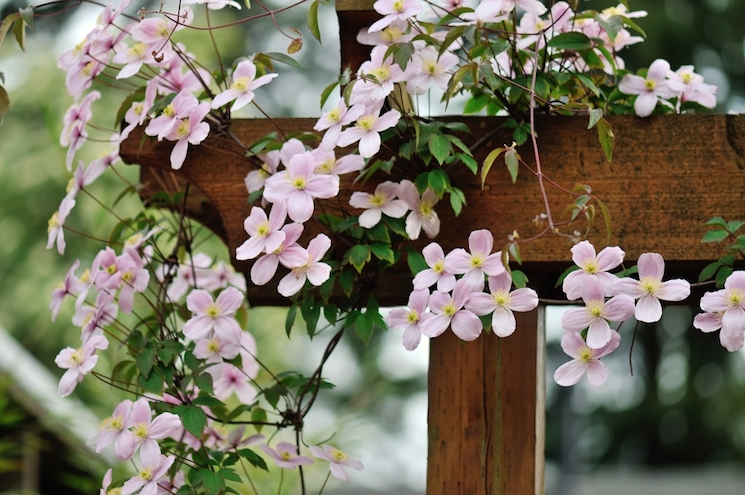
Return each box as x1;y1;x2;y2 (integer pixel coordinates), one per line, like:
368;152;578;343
121;1;745;492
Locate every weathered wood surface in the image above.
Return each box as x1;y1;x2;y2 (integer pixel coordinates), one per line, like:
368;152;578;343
120;114;745;303
428;309;545;495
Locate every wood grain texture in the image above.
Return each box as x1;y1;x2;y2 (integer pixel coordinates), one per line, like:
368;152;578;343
121;114;745;304
427;310;542;495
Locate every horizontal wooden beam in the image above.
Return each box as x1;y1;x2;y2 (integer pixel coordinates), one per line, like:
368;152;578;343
120;114;745;304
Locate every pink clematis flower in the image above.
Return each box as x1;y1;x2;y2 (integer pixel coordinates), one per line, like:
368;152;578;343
250;223;305;286
407;46;458;95
236;203;287;260
145;90;199;141
695;271;745;351
502;0;547;16
211;60;278;111
667;65;717;109
47;197;75;255
448;229;505;291
119;398;182;460
211;362;258;404
553;330;621;387
613;252;690;323
118;248;151;313
349;181;408;228
263;152;340;223
276;234;332;297
398;180;440;240
412;242;456;292
421;279;483;341
467;271;539;337
561;277;635;349
54;334;109;397
368;0;422;32
194;333;241;362
562;240;625;300
314;99;365;150
309;445;364;482
121;449;175;495
336;109;401;158
260;442;314;469
166;101;211;170
93;400;134;458
618;58;677;117
50;260;85;321
455;0;509;25
183;287;244;343
385;289;432;350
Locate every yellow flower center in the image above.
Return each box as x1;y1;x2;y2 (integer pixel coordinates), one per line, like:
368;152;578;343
122;270;134;283
206;304;220;318
280;452;292;460
332;448;348;462
433;261;444;274
729;288;745;307
424;60;437;75
80;269;91;283
257;222;270;236
70;349;83;365
681;72;693;84
83;61;96;76
316;159;334;173
644;79;657;91
356;115;376;131
48;212;60;232
370;66;391;81
640;276;661;295
129;43;146;58
407;311;419;323
586;300;604;318
66;178;75;193
371;193;386;207
418;202;433;217
579;347;593;363
535;20;546;30
231;76;251;92
162;104;175;118
327;107;341;123
583;261;598;274
175;119;190;138
443;303;457;317
470;255;484;268
492;289;509;307
381;25;403;42
108;489;122;495
392;0;404;12
125;233;143;248
293;177;307;189
139;467;153;481
602;6;622;17
107;264;117;275
134;424;149;440
207;339;221;352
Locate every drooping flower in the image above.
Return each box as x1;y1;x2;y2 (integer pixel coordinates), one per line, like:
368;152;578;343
145;90;199;141
466;271;539;337
211;60;278;111
562;240;625;300
118;398;182;460
695;271;745;351
263;152;340;223
398;180;440;240
412;242;456;292
421;279;483;341
120;449;175;495
93;399;133;458
183;287;244;343
260;442;314;469
349;181;408;228
50;260;85;322
54;334;109;397
448;229;505;291
250;223;305;286
236;203;288;260
47;197;76;255
561;277;635;349
211;362;258;404
553;330;621;387
309;445;364;482
276;234;332;297
613;252;690;323
385;289;432;350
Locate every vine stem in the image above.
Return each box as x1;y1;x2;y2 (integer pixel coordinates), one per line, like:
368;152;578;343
528;29;554;231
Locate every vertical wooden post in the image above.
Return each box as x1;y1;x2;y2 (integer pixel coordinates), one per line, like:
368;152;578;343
427;308;545;494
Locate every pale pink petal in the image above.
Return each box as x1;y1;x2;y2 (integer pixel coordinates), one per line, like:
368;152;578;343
508;288;539;312
561;307;594;332
559;331;586;359
602;294;636;321
636;252;664;280
585;361;609;386
586;318;612;349
554;360;587;386
570;241;596;267
451;311;482;341
656;279;690;302
491;307;516;337
635;294;662;323
693;312;722;333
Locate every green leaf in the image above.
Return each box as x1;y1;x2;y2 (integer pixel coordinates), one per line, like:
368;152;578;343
339;269;355;297
192;395;225;408
365;222;391;243
511;269;528;288
263;52;304;71
354;313;374;344
621;15;646;38
704;216;728;228
595;197;612;246
301;297;321;337
195;372;214;394
427;168;449;197
702;230;729;243
504;147;519;184
481;147;504;188
594;13;622;41
285;305;298;337
406;247;427;274
320;272;336;302
251;408;267;433
716;265;734;288
347;244;371;273
450;189;463;216
370;242;395;263
308;0;321;43
587;107;603;129
508;242;522;265
138;367;164;394
727;220;745;233
464;93;489;114
319;81;338;108
596;117;614;162
220;468;242;483
459;153;478;174
428;133;452;165
323;303;339;326
174;406;205;437
547;32;592;51
575;73;601;97
0;85;9;127
136;345;156;379
239;449;269;471
0;14;20;50
698;261;723;283
438;25;466;56
393;42;415;71
13;17;25;52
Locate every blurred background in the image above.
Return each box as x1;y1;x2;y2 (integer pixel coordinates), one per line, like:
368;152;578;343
1;0;745;493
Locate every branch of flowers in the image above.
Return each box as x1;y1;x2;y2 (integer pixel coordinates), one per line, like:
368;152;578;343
162;0;309;31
